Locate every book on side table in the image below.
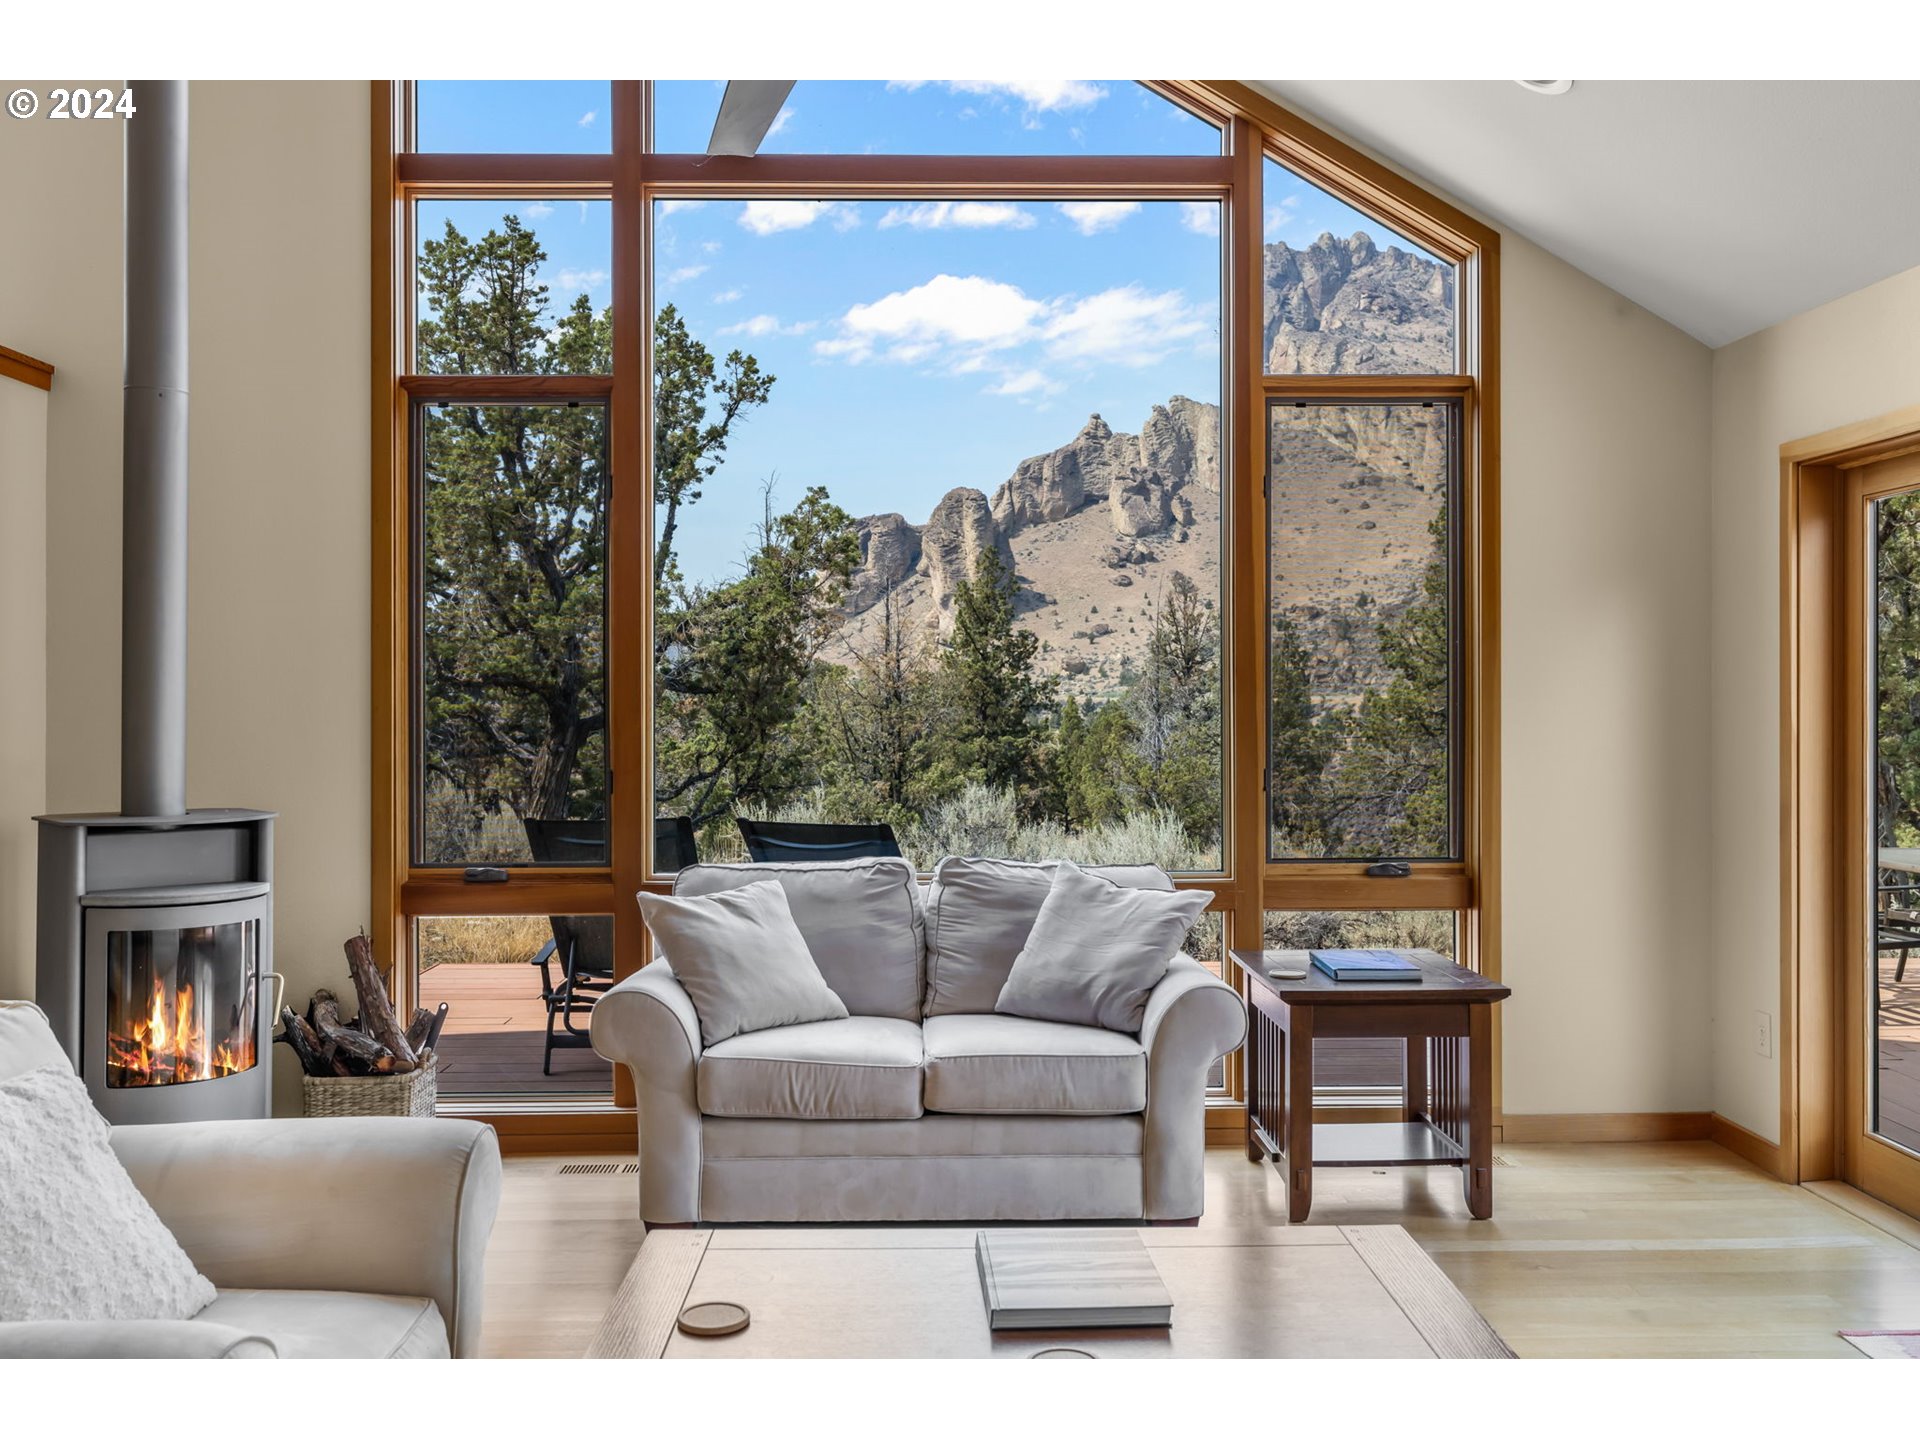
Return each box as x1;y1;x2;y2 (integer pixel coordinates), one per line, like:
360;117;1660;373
975;1230;1173;1329
1309;949;1423;982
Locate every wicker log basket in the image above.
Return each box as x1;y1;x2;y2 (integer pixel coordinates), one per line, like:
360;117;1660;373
281;933;448;1118
303;1060;438;1118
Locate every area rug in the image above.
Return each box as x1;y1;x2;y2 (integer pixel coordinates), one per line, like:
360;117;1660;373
1840;1329;1920;1358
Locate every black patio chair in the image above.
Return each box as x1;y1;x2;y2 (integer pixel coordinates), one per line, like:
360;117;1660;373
1879;875;1920;984
654;814;699;874
522;819;615;1075
734;817;902;864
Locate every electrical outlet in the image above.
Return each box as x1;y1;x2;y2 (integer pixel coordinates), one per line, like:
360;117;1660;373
1755;1010;1774;1059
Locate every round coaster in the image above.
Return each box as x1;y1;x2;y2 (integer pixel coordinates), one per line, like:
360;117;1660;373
677;1301;750;1337
1030;1347;1095;1359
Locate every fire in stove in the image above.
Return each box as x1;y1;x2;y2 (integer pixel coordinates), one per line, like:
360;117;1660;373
107;975;255;1087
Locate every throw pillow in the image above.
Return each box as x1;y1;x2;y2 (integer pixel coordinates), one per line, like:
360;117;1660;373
637;879;850;1047
995;861;1209;1033
0;1065;218;1323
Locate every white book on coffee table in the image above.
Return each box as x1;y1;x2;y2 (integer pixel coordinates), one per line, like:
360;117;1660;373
975;1230;1173;1329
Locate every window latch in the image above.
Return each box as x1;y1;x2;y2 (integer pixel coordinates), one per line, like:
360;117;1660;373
1365;861;1411;878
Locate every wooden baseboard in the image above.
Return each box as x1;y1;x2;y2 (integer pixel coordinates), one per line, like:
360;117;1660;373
1498;1111;1712;1143
1708;1112;1788;1179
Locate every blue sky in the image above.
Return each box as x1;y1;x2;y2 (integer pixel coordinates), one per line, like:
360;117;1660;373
415;81;1444;586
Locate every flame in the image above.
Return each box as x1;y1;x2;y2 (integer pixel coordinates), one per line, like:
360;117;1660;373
107;977;253;1087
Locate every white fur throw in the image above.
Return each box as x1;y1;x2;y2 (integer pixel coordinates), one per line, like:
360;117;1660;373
0;1066;216;1323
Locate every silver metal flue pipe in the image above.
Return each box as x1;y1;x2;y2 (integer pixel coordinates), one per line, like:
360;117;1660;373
121;79;189;818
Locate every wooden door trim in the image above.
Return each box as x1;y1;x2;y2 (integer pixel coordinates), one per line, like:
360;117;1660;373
1782;408;1920;1210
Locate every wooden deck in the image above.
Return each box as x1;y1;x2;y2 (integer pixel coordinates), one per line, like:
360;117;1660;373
419;962;612;1097
1879;950;1920;1154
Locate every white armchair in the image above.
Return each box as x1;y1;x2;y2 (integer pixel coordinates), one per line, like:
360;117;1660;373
0;1001;502;1359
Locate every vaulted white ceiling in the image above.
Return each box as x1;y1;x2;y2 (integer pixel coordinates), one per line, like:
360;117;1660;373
1250;80;1920;348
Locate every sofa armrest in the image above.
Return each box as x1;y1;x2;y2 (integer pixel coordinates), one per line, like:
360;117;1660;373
591;961;704;1224
108;1117;501;1358
0;1320;278;1359
1139;956;1247;1221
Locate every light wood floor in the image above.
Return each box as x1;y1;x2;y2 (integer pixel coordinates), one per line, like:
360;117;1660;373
482;1140;1920;1359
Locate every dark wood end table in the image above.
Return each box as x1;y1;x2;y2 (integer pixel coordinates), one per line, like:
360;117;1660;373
1227;949;1510;1223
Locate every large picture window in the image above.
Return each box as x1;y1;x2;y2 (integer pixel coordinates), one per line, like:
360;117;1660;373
649;195;1223;871
375;81;1498;1121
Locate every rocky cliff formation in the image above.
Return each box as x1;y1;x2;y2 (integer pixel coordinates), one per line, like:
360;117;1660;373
830;240;1449;703
1263;232;1454;376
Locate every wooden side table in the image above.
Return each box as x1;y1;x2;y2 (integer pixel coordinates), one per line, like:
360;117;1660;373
1227;950;1510;1223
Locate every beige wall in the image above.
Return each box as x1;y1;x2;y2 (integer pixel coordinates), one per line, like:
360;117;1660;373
0;82;368;1114
1499;236;1716;1114
0;375;49;1001
0;80;1722;1120
1709;262;1920;1140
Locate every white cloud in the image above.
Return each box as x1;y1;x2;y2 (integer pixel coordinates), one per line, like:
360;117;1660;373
814;273;1045;364
718;313;814;338
738;199;855;236
518;201;555;220
656;198;700;217
712;287;745;304
556;267;609;292
1041;285;1209;368
985;368;1061;398
577;110;597;128
1057;201;1139;236
1180;202;1220;236
1264;196;1301;232
665;264;708;285
765;106;794;139
815;272;1210;395
891;80;1106;112
878;201;1035;231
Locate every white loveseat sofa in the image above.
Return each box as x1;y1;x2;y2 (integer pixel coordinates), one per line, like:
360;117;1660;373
592;857;1246;1227
0;1001;502;1359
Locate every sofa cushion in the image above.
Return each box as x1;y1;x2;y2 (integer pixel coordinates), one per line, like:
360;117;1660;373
923;857;1174;1017
0;1002;71;1081
921;1013;1147;1115
638;881;848;1047
195;1290;449;1359
698;1016;924;1120
0;1065;217;1324
996;861;1210;1032
676;858;924;1022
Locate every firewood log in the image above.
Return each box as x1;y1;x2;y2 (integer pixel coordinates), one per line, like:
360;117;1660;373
344;933;416;1067
277;1007;328;1076
405;1007;433;1052
312;1002;390;1073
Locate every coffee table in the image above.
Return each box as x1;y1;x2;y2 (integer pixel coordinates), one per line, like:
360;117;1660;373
1229;949;1510;1223
585;1224;1513;1359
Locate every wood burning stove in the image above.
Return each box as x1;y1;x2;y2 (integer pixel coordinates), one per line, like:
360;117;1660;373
37;812;277;1124
32;84;279;1125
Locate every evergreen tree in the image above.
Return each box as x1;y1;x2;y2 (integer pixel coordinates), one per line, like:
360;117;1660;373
937;548;1056;803
1267;612;1343;854
1127;571;1221;844
654;486;860;831
811;591;941;820
1328;515;1451;855
1876;493;1920;847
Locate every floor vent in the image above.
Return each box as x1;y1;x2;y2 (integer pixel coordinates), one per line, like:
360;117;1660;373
558;1162;624;1176
1491;1153;1515;1167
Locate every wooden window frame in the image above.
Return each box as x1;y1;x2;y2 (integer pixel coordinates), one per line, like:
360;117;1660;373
1782;404;1920;1212
372;80;1500;1127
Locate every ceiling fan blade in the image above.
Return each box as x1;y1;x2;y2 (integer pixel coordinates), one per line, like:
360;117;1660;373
707;81;797;157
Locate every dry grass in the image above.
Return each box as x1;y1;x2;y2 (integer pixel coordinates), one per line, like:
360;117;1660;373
418;914;552;971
